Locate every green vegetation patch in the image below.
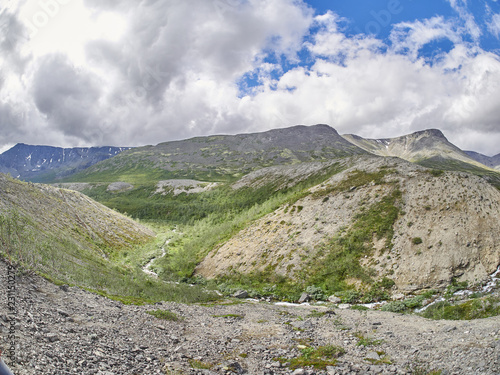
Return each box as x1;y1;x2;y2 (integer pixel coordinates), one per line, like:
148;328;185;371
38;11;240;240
355;332;383;346
307;310;327;318
211;314;244;319
276;345;345;370
305;188;402;293
146;309;181;321
412;237;423;245
312;169;395;197
188;359;213;369
419;296;500;320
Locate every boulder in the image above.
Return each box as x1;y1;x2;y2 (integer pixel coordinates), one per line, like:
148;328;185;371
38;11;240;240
232;290;249;299
298;292;310;303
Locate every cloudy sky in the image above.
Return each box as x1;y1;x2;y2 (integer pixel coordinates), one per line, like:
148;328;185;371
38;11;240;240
1;0;499;155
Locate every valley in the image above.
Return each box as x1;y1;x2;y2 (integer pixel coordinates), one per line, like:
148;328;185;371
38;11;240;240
1;124;500;374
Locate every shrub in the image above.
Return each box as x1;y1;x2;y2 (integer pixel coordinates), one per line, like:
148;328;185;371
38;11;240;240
341;290;361;304
419;297;500;320
306;285;326;301
381;300;407;313
412;237;423;245
404;295;425;309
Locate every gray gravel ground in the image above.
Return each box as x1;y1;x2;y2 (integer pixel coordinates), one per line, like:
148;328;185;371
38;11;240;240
1;261;499;375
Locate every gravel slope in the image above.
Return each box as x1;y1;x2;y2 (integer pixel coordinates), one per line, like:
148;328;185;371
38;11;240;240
1;261;499;375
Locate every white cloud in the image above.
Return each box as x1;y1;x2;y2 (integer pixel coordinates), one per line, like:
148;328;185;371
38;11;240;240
389;17;462;61
446;0;482;41
237;13;500;154
488;13;500;38
0;0;499;156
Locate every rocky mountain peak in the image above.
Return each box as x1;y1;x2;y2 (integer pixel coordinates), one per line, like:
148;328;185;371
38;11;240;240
409;128;447;139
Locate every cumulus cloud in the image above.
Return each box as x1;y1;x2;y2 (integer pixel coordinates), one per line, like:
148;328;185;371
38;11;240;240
238;12;500;153
0;0;499;155
389;17;462;61
32;54;104;141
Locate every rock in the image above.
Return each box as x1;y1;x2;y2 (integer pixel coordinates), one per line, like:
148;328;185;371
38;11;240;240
298;293;310;303
1;260;500;375
292;369;305;375
232;290;249;299
223;361;245;374
46;333;59;342
366;351;381;361
106;182;134;192
57;309;69;317
328;295;342;304
392;293;405;300
338;304;351;309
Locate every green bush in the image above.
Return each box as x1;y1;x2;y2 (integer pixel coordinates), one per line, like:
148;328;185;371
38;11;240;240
404;295;425;309
381;300;407;313
412;237;423;245
306;286;326;301
146;309;181;321
419;297;500;320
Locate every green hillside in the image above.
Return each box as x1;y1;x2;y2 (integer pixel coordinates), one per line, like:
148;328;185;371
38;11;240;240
63;125;365;184
0;174;216;304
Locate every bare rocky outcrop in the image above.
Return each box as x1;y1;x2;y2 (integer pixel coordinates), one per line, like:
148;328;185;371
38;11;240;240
196;157;500;292
155;179;218;195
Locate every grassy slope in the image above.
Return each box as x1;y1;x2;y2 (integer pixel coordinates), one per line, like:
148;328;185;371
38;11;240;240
0;174;216;304
77;158;406;303
62;125;365;185
418;157;500;189
213;167;403;301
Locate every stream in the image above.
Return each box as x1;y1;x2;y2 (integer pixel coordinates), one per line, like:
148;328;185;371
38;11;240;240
142;229;179;277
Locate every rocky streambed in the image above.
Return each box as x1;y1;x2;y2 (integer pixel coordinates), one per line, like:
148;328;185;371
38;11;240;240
0;261;499;375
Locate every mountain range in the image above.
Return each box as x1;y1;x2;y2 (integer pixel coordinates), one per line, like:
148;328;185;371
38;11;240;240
1;125;498;185
0;143;130;183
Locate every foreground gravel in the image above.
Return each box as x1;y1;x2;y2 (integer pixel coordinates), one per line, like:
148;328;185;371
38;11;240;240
1;261;499;375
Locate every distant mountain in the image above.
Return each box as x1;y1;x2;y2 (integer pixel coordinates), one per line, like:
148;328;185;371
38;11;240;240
342;129;484;167
465;151;500;170
65;124;367;183
0;143;131;182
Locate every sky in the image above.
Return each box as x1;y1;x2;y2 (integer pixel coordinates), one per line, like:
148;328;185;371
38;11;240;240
0;0;499;155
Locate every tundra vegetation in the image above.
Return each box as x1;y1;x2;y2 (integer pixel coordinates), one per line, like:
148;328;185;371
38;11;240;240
1;156;499;320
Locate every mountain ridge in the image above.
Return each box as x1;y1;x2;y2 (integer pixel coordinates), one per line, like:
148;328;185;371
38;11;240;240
0;143;131;182
2;125;499;184
62;124;367;183
465;150;500;170
341;129;486;167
